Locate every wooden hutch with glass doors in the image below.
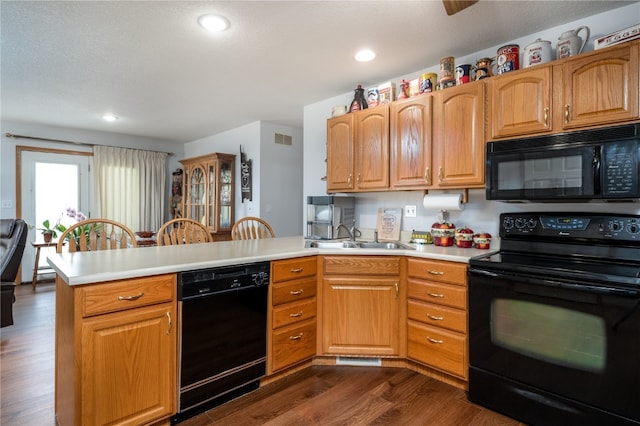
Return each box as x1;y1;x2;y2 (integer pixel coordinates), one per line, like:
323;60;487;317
179;153;236;241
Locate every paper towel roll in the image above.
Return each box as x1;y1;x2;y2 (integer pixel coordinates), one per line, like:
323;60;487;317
423;193;464;211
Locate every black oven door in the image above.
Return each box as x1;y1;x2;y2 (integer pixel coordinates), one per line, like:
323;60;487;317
486;144;596;201
468;268;640;425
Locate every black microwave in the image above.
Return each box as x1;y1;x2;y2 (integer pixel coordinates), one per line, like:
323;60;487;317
486;124;640;202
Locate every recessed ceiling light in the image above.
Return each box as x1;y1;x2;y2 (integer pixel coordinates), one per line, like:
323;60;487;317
355;49;376;62
198;14;230;32
102;113;118;122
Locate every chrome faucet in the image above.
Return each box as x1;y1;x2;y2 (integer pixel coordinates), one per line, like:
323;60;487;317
335;223;361;241
335;223;353;240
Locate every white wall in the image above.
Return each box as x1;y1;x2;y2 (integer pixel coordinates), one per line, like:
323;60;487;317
184;121;303;237
302;4;640;238
0;120;183;221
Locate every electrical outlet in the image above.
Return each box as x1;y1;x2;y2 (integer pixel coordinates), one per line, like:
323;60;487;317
405;205;417;218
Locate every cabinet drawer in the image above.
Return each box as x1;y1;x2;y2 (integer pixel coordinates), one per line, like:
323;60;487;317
407;279;466;309
272;256;317;282
408;321;467;378
273;298;317;329
271;319;317;372
81;274;175;317
407;258;467;285
323;256;401;275
272;277;317;306
408;299;466;333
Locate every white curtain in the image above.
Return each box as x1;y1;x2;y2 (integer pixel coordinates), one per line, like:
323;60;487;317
93;146;168;232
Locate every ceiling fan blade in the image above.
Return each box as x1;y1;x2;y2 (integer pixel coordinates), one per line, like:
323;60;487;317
442;0;479;16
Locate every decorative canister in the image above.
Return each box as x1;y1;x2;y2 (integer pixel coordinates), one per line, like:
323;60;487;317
439;56;455;83
431;221;456;247
419;73;437;93
455;64;473;85
496;44;519;74
473;232;492;249
523;38;553;68
455;227;474;248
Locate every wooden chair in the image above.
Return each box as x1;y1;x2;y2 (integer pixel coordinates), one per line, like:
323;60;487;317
56;218;138;253
156;218;212;246
231;217;275;240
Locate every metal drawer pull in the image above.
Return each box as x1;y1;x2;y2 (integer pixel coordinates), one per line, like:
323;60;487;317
543;107;549;126
166;312;172;335
427;270;444;275
395;282;399;300
564;104;570;124
427;292;444;298
426;337;444;344
290;289;304;295
427;314;444;321
290;333;304;340
118;292;144;301
290;311;303;317
290;267;304;273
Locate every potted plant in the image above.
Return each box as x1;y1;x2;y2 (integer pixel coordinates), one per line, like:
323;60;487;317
38;219;63;243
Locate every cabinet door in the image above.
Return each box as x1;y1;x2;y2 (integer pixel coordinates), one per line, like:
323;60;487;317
322;277;399;356
356;106;390;190
560;43;639;130
184;165;207;226
488;65;552;139
81;302;176;426
390;95;433;188
326;114;355;192
433;83;485;188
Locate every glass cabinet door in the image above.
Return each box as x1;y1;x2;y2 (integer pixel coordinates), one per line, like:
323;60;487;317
207;163;216;229
187;166;206;225
219;160;233;230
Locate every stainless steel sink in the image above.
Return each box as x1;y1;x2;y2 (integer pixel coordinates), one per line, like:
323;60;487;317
305;240;414;250
304;241;359;249
356;241;414;250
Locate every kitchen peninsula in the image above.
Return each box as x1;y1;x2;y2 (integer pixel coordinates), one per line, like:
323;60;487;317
48;236;497;426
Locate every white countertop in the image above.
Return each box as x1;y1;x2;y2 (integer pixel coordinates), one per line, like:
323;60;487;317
47;236;499;286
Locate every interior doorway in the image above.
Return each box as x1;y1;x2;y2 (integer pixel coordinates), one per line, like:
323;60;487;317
19;148;92;283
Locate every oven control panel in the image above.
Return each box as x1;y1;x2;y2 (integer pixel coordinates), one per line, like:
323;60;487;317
500;213;640;242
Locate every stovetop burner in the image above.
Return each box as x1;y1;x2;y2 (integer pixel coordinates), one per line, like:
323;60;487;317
470;212;640;290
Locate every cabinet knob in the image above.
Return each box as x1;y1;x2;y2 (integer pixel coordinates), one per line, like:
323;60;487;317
438;167;444;183
564;104;570;124
118;292;144;301
290;333;304;341
427;313;444;321
426;337;444;344
290;289;304;295
424;167;431;185
544;107;549;127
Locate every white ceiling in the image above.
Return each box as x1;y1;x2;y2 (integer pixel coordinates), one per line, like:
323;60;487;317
1;1;634;145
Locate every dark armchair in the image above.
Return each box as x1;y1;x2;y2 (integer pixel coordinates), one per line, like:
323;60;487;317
1;219;28;327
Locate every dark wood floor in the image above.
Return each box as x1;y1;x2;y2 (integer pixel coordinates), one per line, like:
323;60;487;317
1;282;524;426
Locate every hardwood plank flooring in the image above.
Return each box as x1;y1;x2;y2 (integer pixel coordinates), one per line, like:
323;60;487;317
1;282;524;426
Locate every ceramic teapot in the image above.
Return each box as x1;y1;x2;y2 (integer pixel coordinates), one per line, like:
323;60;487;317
557;26;590;59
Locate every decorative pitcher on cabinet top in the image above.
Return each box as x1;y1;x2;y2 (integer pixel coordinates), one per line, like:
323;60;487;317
557;26;590;59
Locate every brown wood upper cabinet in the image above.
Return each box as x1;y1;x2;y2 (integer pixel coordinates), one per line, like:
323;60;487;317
326;105;390;192
487;65;552;139
488;41;639;140
390;95;433;189
432;82;485;188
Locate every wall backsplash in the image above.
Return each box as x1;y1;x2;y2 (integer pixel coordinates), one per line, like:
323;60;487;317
349;189;640;238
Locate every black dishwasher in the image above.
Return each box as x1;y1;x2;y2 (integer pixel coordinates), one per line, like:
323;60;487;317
172;262;270;423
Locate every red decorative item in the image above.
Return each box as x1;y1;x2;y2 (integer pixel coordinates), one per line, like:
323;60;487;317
473;232;492;249
431;221;456;247
455;227;474;248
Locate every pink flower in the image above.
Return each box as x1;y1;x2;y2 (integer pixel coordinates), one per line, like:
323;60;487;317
76;212;87;222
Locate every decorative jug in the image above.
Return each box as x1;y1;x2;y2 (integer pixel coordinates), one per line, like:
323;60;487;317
557;26;590;59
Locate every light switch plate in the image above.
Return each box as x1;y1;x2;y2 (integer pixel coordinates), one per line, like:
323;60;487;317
404;205;417;217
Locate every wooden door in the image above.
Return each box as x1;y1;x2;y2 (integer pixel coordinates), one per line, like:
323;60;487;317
322;277;399;356
326;114;355;192
433;83;485;188
559;42;639;130
390;95;433;188
355;106;390;190
81;302;176;426
488;65;552;139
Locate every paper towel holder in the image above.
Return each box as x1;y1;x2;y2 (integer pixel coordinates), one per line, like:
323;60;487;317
423;189;469;204
423;189;468;223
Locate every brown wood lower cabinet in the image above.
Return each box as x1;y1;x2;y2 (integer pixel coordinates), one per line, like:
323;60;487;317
268;256;318;374
55;274;177;426
320;256;404;357
406;257;468;380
